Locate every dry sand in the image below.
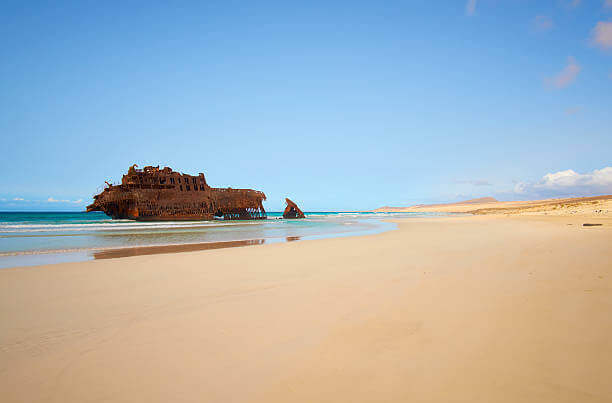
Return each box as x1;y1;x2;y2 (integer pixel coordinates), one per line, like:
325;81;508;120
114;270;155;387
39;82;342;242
375;194;612;217
1;215;611;402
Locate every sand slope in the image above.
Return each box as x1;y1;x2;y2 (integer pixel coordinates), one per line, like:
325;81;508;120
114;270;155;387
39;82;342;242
1;216;611;402
375;195;612;217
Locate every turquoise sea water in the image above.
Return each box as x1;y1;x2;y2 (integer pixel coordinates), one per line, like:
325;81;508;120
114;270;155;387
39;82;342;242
0;211;444;268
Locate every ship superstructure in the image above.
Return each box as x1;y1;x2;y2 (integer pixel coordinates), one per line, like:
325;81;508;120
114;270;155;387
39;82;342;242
87;165;266;221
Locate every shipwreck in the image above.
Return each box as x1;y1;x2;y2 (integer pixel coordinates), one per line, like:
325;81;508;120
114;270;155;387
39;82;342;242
87;165;267;221
283;198;306;219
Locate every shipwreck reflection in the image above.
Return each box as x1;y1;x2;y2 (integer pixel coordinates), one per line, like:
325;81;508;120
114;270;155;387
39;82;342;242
92;238;266;260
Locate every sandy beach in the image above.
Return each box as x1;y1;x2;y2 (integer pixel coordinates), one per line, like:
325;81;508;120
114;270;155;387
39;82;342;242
3;1;611;401
1;214;611;402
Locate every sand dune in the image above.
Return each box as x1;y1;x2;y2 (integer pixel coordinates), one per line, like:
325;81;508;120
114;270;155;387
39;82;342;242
375;195;612;217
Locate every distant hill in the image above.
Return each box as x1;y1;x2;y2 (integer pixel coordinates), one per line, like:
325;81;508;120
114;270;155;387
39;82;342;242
375;197;498;212
374;195;612;216
411;197;498;208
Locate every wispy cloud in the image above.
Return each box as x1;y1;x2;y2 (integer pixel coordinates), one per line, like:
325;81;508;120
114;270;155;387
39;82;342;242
565;106;582;115
533;16;553;32
591;21;612;49
514;167;612;198
47;197;84;204
545;57;581;89
454;179;492;186
465;0;477;16
559;0;582;10
1;197;85;205
564;0;581;8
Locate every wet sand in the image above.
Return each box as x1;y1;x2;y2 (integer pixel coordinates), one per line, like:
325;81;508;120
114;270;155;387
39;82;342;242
1;215;611;402
92;238;267;259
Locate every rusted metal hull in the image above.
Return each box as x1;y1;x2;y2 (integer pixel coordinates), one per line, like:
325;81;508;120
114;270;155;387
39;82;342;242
87;165;267;221
283;198;305;219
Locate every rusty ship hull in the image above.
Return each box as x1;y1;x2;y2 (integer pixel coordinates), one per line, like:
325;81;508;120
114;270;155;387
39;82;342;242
86;165;266;221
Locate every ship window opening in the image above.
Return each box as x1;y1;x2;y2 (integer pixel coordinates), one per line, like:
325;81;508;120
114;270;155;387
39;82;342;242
200;185;204;190
192;178;196;184
170;178;175;184
186;185;190;191
180;185;183;191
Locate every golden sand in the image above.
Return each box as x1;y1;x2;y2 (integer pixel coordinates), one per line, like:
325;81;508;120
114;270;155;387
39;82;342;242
375;194;612;217
1;215;611;402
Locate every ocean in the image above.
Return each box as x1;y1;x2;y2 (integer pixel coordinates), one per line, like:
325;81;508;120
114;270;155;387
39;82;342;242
0;211;443;268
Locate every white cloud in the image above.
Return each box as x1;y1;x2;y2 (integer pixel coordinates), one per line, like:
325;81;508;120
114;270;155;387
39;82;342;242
545;57;581;89
533;16;553;32
47;197;68;203
13;197;25;201
514;167;612;197
454;179;492;186
466;0;477;16
591;21;612;49
47;197;84;204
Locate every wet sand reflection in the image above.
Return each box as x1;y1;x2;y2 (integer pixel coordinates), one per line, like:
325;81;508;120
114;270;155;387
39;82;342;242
93;239;266;260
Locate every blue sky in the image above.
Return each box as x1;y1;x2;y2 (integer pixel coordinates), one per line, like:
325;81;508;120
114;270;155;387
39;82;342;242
1;0;611;211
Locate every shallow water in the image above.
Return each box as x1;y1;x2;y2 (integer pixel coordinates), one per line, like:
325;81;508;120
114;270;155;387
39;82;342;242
0;211;446;268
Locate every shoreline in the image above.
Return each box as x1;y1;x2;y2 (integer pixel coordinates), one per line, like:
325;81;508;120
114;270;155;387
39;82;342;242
0;216;400;269
1;210;609;269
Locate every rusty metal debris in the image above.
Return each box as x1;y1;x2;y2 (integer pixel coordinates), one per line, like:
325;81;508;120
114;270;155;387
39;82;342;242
87;165;267;221
282;198;305;219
